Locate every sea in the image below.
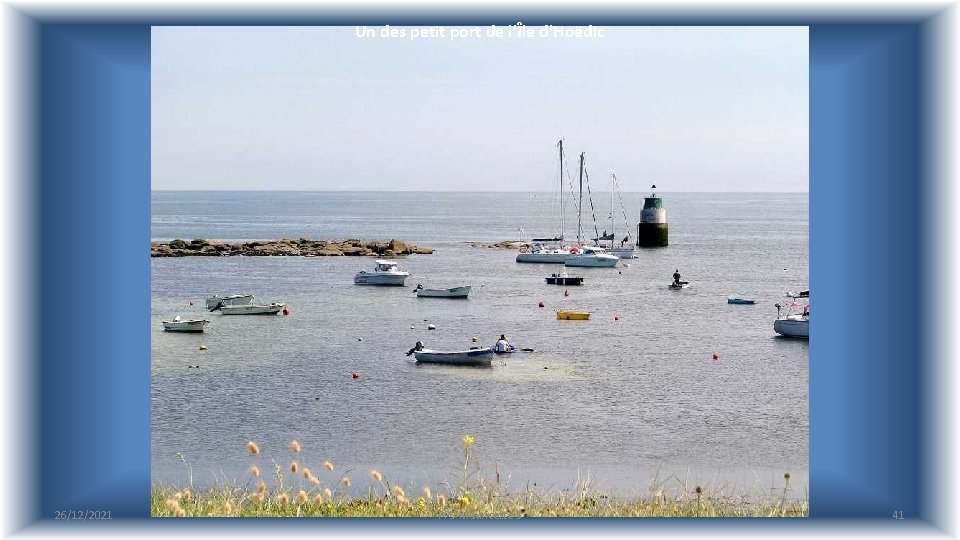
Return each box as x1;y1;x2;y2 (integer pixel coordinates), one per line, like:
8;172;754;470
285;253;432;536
151;191;808;500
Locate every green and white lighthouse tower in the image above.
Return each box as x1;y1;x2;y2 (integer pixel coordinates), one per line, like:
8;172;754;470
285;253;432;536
636;184;668;247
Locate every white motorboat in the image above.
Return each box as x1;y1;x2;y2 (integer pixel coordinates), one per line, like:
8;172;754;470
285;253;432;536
413;347;494;366
205;294;254;310
565;246;619;268
774;315;809;338
354;260;410;286
774;300;809;338
162;316;210;332
414;284;471;298
218;302;285;315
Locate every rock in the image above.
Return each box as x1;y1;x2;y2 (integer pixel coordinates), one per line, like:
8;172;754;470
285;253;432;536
151;238;432;258
388;239;408;254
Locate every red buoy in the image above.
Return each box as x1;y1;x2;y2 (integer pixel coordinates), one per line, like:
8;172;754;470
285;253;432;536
712;352;719;361
283;306;290;316
614;315;620;321
351;372;360;379
538;301;545;308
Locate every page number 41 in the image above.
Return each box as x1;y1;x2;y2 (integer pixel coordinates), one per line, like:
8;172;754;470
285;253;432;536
893;510;904;519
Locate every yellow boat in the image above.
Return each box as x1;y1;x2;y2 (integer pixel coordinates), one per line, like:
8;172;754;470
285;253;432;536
556;310;590;320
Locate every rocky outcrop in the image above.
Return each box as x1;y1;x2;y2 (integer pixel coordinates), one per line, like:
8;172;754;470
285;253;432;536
468;240;525;249
151;238;435;258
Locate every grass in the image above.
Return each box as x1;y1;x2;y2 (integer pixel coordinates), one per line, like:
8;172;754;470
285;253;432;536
152;436;808;518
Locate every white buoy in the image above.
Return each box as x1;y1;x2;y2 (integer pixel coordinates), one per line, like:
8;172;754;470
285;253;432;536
427;323;436;330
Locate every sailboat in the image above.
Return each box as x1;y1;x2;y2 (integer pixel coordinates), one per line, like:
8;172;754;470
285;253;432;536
565;152;619;268
600;172;636;259
516;140;577;264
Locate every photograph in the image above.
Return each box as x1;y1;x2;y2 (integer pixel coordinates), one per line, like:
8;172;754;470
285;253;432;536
150;25;809;518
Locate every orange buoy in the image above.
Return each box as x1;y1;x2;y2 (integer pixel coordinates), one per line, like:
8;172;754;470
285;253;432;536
351;372;360;379
199;344;207;351
283;306;291;316
614;315;620;321
712;352;719;361
538;301;545;308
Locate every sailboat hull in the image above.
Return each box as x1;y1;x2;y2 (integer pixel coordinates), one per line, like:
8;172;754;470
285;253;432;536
608;248;636;259
516;251;570;263
564;253;619;267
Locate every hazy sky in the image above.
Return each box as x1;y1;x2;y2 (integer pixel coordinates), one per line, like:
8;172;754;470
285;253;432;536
152;26;808;192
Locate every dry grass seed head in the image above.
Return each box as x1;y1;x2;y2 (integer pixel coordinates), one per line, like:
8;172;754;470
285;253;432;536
247;441;260;455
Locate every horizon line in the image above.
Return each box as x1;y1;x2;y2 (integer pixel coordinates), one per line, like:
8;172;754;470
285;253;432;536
151;189;810;194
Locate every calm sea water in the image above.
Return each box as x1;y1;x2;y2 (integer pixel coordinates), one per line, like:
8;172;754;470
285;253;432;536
151;191;808;499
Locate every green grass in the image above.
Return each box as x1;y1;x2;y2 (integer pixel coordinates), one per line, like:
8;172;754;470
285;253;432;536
152;437;808;518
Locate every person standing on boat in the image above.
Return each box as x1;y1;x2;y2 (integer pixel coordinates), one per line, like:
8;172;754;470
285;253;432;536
494;335;514;353
673;269;681;286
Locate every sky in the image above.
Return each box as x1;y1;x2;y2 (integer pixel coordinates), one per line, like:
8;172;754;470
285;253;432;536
152;26;808;192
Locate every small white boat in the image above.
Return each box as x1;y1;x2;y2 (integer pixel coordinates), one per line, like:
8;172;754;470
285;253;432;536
205;294;254;310
668;281;690;290
564;246;619;268
218;302;285;315
354;260;410;286
774;300;809;338
414;284;471;298
413;347;494;366
162;316;210;332
774;315;809;338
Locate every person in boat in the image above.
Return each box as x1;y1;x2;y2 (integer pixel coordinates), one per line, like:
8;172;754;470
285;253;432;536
405;341;424;356
673;269;681;286
494;335;514;353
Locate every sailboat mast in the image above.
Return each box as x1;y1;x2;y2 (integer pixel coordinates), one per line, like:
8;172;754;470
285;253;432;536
578;152;584;244
558;139;564;242
611;173;615;243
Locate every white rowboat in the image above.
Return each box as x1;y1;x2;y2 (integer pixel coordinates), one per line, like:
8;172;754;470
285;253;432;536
414;285;471;298
413;347;494;366
218;303;285;315
162;317;210;332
